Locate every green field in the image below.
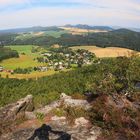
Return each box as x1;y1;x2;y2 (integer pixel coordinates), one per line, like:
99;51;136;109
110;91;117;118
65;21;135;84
15;33;35;40
15;30;68;40
45;30;68;38
0;45;43;69
7;45;37;55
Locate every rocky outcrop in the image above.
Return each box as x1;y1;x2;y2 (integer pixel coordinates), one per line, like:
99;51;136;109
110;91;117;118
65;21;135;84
34;93;91;117
0;116;100;140
0;94;101;140
60;93;91;109
0;95;34;135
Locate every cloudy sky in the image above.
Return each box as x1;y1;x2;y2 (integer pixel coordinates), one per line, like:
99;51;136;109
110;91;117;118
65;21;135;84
0;0;140;29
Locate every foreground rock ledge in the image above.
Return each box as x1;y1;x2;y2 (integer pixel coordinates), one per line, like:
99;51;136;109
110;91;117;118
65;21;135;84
0;94;100;140
0;95;34;135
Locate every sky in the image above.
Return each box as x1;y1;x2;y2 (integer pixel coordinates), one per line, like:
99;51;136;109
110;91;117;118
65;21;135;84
0;0;140;29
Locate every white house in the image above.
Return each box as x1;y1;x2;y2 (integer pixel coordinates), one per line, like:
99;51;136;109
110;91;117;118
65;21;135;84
0;66;3;72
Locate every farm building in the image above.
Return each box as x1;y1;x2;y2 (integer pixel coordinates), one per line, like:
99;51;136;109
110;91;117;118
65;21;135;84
0;66;3;72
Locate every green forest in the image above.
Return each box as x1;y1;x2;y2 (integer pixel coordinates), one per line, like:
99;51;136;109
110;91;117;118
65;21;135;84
0;46;19;61
0;56;139;107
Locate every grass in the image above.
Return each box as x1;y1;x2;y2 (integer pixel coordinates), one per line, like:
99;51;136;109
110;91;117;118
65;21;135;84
7;45;37;55
15;33;35;40
0;45;43;69
0;55;42;69
44;30;68;38
0;69;72;79
15;30;68;39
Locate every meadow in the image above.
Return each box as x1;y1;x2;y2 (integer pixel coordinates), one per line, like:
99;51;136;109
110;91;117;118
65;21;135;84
15;30;68;40
0;45;41;69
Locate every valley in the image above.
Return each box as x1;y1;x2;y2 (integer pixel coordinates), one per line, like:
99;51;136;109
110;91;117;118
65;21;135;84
0;0;140;138
1;43;139;79
0;25;140;140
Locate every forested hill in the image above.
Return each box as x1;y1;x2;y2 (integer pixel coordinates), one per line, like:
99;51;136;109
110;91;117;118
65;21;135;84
0;46;19;61
86;29;140;51
0;26;63;33
0;29;140;51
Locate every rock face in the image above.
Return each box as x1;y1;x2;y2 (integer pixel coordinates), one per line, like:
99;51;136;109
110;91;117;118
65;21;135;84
36;93;91;114
0;94;101;140
0;95;34;135
0;117;100;140
60;93;91;109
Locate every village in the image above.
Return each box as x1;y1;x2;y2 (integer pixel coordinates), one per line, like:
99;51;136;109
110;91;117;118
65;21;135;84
0;47;98;75
35;48;97;72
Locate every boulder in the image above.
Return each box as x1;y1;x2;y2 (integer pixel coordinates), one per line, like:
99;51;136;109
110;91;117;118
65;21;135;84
60;93;91;109
11;95;34;114
0;95;34;135
75;117;89;127
60;93;72;100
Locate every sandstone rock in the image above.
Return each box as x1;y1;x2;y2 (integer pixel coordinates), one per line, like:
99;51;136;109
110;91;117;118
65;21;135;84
0;94;97;139
36;93;91;116
60;93;91;110
51;116;66;121
60;93;72;100
25;112;36;120
75;117;89;127
0;95;34;135
35;100;60;115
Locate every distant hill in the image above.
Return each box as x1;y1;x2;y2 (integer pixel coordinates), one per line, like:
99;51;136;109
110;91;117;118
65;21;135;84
111;26;140;32
55;28;140;51
126;28;140;32
0;26;64;33
0;28;140;51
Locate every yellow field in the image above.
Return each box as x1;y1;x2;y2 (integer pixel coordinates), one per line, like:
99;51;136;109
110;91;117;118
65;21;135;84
71;46;140;58
60;27;108;35
0;55;43;69
0;68;72;79
0;70;58;79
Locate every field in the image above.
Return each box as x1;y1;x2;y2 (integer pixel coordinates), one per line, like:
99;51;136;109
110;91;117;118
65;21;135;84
15;30;68;39
60;27;108;35
44;30;68;38
7;45;37;55
71;46;139;58
0;55;42;69
0;70;57;79
0;45;42;69
0;45;49;79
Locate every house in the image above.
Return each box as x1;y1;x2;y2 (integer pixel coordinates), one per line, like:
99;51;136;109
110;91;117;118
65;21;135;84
37;66;48;72
42;53;52;57
0;66;3;72
65;54;70;57
54;62;59;66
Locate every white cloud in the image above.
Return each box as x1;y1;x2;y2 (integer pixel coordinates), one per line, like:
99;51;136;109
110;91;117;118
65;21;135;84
0;0;140;29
